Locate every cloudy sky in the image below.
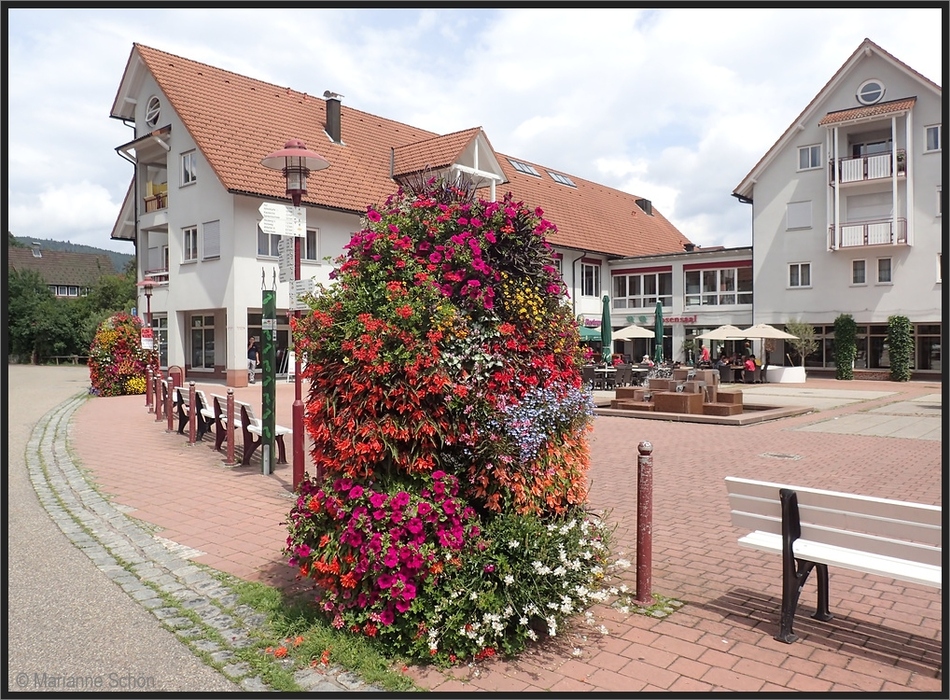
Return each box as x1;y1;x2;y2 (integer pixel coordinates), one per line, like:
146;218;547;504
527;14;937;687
5;6;944;253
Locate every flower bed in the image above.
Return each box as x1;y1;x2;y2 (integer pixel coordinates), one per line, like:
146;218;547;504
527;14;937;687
285;178;609;664
88;312;156;396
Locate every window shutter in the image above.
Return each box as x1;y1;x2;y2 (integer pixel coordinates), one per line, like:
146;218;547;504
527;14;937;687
203;220;220;259
786;201;812;230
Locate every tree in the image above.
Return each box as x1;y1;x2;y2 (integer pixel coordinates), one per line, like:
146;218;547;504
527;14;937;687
785;319;818;366
7;269;76;363
833;314;857;380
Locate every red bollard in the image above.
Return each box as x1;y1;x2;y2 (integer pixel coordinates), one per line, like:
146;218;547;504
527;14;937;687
226;388;235;465
146;366;153;411
154;373;163;422
188;381;197;445
166;375;177;433
635;440;654;607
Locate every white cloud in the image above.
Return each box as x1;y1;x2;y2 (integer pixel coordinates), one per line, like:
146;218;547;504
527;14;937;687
4;7;943;254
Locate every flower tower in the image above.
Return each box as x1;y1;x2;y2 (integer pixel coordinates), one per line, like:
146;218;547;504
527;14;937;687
285;179;607;663
88;312;156;396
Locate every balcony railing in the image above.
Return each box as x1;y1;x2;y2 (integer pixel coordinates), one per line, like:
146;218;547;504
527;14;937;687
144;269;169;285
144;192;167;213
829;218;907;249
829;150;906;185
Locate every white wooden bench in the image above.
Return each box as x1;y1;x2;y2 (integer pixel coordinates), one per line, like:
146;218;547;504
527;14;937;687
725;476;941;643
207;394;242;453
174;387;213;440
239;401;291;466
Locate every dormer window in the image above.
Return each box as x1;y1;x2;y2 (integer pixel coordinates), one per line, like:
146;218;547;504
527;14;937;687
856;79;885;106
145;96;162;127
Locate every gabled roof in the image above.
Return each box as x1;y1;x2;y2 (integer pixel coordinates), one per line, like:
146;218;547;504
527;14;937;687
112;44;692;258
8;247;117;286
733;38;941;201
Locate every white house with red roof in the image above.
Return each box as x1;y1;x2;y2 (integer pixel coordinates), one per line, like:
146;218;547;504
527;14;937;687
109;43;695;384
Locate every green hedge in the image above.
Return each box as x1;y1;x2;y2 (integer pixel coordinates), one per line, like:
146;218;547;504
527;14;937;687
887;315;913;381
833;314;857;380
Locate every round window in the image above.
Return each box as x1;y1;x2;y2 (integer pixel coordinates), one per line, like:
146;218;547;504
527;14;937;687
856;79;885;106
145;96;162;127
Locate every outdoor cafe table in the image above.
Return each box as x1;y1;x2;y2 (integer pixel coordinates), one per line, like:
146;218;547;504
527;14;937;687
594;366;617;389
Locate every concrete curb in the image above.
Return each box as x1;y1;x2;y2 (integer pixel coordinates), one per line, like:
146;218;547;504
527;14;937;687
26;392;382;693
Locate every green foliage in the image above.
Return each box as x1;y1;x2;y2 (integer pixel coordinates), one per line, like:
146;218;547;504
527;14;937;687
784;319;818;366
833;314;857;380
887;315;914;381
7;269;76;362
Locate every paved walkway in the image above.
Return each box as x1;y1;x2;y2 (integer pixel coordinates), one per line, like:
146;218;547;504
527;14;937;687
24;370;947;691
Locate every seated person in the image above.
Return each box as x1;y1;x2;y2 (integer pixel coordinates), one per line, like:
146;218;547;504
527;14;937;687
641;354;655;367
742;354;757;383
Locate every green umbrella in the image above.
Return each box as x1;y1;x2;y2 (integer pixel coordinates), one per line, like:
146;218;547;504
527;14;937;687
653;301;664;365
578;325;601;341
601;294;612;363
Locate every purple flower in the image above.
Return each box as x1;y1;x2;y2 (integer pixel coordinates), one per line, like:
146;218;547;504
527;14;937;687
349;485;364;500
380;607;395;626
369;492;387;508
377;573;394;589
416;502;431;517
391;491;410;509
394;598;411;613
383;547;399;568
366;208;381;222
442;500;457;515
484;564;495;573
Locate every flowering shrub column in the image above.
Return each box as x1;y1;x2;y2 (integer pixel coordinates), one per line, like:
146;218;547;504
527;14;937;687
88;312;157;396
285;179;607;664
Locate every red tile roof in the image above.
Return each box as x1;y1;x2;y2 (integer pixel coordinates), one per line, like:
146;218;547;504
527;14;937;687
8;247;117;287
130;44;691;258
818;97;917;126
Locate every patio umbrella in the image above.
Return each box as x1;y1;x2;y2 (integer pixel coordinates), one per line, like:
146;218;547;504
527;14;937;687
613;323;655;340
695;324;747;341
601;295;613;362
738;323;799;339
653;301;664;364
577;325;601;341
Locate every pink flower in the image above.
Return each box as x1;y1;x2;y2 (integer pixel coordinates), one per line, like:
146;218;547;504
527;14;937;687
380;607;395;626
369;492;387;508
348;485;364;500
366;208;381;222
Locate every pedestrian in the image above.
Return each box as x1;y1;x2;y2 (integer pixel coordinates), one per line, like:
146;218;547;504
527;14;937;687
247;336;260;384
700;344;711;365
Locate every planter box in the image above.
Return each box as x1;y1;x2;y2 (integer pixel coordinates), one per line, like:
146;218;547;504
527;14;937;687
766;365;806;383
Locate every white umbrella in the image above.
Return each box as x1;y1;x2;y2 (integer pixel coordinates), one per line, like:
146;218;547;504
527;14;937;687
613;323;655;339
695;324;746;341
738;323;798;339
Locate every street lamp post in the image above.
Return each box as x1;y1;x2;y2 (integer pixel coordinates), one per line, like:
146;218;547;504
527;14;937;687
139;280;155;407
261;139;329;491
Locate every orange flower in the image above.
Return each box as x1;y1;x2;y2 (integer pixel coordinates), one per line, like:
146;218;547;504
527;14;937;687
274;646;288;658
320;648;332;665
292;635;304;647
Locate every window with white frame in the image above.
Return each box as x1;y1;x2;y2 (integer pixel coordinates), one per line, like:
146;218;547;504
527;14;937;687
581;262;600;297
798;144;821;170
190;315;215;369
613;271;673;309
877;257;892;284
183;226;198;262
304;229;318;261
683;266;752;306
57;285;68;296
924;124;941;152
257;226;280;257
202;220;220;259
181;150;197;185
786;200;812;230
851;259;866;285
788;262;811;288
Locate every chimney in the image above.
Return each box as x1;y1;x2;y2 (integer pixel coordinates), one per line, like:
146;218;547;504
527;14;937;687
635;198;653;216
324;92;342;144
684;242;695;252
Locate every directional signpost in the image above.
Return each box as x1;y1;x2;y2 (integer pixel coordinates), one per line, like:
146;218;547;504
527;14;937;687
259;202;306;238
277;237;295;283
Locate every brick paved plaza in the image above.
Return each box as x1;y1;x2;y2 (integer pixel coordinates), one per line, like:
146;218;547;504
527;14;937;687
68;377;943;692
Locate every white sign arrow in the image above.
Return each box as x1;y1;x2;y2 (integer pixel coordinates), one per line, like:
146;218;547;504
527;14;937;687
289;278;315;311
277;237;295;283
259;201;306;238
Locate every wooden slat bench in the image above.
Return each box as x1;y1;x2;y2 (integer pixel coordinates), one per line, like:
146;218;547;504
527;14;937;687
175;387;213;440
208;394;242;452
725;476;941;643
239;402;291;466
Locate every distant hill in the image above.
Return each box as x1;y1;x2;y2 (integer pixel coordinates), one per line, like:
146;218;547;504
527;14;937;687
11;236;133;274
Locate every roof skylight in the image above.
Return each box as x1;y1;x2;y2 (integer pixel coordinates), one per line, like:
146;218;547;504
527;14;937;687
508;159;540;176
548;171;576;187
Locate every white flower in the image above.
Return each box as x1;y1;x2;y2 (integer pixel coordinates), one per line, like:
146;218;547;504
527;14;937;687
619;584;629;593
470;591;478;600
546;602;559;610
598;625;609;635
503;606;513;618
619;605;630;614
526;629;538;641
477;635;485;646
553;565;566;577
520;616;528;625
560;602;574;614
572;648;583;657
503;574;514;585
508;540;520;549
615;558;631;568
